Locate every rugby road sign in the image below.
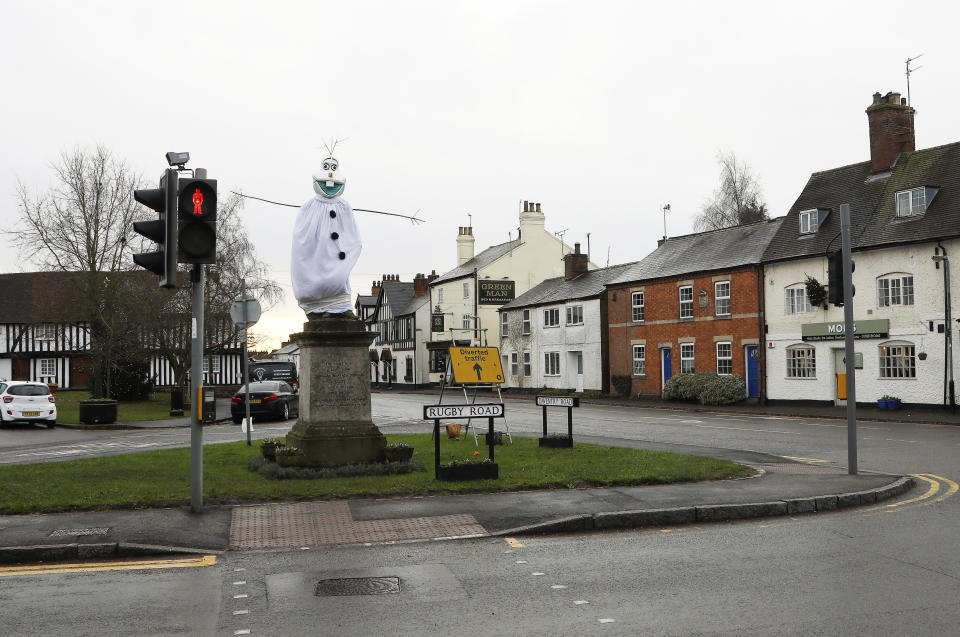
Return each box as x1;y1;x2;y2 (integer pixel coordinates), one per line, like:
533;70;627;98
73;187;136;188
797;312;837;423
423;403;505;420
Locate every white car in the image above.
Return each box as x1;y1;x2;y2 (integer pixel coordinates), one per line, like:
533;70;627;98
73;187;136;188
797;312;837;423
0;381;57;428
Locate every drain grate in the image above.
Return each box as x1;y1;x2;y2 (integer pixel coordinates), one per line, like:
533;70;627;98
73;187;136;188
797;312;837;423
315;576;401;597
49;527;110;537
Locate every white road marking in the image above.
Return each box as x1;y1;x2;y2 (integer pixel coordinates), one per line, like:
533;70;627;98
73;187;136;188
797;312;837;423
574;600;590;605
551;585;568;589
599;618;616;623
516;560;527;564
694;424;802;435
233;581;246;586
234;631;250;635
233;594;248;599
233;610;249;615
532;572;545;576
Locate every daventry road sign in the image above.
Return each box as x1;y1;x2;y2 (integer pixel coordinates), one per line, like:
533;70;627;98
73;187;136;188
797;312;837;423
536;396;580;408
447;347;505;384
230;296;262;328
423;403;505;420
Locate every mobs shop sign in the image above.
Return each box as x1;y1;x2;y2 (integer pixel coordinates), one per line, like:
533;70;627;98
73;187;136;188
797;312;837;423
801;319;889;341
478;280;515;305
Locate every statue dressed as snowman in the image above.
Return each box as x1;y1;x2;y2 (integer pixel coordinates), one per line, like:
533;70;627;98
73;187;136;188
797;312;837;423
290;153;362;319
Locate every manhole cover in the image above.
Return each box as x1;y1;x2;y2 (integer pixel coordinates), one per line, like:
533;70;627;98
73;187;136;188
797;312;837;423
49;527;110;537
315;576;401;596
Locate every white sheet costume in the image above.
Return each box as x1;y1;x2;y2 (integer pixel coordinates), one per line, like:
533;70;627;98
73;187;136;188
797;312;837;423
291;156;362;315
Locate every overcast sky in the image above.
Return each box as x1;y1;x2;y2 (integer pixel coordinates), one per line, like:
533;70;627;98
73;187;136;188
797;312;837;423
2;1;958;349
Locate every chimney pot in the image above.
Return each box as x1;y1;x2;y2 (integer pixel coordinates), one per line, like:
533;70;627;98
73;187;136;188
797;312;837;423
523;200;529;212
536;203;541;212
574;242;581;254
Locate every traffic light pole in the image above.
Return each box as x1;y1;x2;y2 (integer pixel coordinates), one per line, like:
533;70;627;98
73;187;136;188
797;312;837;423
840;203;858;475
190;264;205;512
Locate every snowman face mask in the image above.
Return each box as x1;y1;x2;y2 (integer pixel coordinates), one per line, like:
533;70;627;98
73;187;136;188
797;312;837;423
312;156;346;198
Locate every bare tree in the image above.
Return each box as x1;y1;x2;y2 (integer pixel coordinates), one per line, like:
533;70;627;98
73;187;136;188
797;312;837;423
8;146;146;397
503;311;533;388
693;151;768;232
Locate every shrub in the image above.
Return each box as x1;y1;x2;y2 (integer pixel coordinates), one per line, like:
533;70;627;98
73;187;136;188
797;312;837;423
662;372;746;406
107;346;154;401
611;375;632;397
698;374;746;405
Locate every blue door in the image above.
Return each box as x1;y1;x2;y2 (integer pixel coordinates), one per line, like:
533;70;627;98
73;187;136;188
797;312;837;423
746;345;760;398
661;348;672;389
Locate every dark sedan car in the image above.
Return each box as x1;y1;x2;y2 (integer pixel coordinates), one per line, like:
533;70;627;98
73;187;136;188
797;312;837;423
231;381;299;424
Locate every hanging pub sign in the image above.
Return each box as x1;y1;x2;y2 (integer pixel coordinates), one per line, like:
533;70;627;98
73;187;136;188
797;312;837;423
478;280;515;305
431;313;445;333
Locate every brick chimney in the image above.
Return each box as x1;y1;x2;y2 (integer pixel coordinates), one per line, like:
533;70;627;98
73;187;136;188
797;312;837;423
413;273;428;296
371;280;381;296
457;226;475;266
564;242;589;280
866;91;916;173
426;270;439;284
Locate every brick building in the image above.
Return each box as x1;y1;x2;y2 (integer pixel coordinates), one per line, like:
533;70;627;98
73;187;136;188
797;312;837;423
606;219;782;398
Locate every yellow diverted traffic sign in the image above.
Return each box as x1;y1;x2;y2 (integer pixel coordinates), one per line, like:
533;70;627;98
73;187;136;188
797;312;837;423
448;347;504;384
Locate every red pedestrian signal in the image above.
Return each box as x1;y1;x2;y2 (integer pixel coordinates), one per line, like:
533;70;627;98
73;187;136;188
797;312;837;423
177;178;217;263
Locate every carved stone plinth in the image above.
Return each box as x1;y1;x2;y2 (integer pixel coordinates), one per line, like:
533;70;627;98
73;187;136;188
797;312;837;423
285;315;386;467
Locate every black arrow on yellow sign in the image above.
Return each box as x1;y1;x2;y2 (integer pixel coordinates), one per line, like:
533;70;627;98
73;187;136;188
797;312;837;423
473;363;482;380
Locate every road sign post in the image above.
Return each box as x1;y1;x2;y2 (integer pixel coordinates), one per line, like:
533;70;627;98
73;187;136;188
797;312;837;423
423;403;505;479
231;281;262;446
536;395;579;447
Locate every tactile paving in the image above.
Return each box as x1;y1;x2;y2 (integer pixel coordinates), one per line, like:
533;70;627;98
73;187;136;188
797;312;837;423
230;501;486;549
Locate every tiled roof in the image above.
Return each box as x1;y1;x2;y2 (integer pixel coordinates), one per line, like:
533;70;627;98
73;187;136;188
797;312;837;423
430;239;522;284
355;295;377;308
763;141;960;261
500;262;638;310
608;218;784;285
380;280;415;317
401;293;429;316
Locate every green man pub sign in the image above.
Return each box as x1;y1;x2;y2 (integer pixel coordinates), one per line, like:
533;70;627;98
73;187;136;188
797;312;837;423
801;319;889;342
431;313;445;333
478;280;515;305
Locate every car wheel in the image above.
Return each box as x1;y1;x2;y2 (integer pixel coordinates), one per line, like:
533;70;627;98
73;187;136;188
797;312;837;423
46;420;56;429
232;416;242;425
281;402;290;421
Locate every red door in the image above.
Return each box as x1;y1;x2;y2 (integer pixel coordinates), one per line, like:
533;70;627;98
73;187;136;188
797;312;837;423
70;358;91;390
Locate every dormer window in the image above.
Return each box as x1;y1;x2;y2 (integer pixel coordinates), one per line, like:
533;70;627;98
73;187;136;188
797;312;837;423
896;187;928;217
799;209;828;234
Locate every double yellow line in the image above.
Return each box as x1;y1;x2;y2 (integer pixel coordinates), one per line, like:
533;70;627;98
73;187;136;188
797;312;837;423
863;473;958;512
0;555;216;577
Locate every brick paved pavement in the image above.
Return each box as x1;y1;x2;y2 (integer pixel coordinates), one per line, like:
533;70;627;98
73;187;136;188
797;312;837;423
230;501;487;550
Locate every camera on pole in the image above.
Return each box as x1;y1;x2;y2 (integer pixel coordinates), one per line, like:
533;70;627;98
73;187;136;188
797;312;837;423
132;168;178;288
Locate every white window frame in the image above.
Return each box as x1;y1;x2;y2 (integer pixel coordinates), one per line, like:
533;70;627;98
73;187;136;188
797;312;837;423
38;358;56;377
895;187;927;217
523;351;531;377
36;324;58;341
500;312;509;337
631;291;644;322
785;286;813;315
679;285;693;319
680;343;695;374
521;309;531;335
877;274;914;307
462;314;471;330
438;288;444;303
543;308;560;328
566;305;583;325
202;357;221;374
544;351;560;376
786;345;816;378
799;209;820;234
633;345;646;376
463;282;470;299
879;341;916;378
510;352;518;377
715;281;730;316
716;342;732;375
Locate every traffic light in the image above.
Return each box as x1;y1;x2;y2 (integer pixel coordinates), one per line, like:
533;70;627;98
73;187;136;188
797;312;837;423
177;177;217;264
132;169;177;288
827;249;855;306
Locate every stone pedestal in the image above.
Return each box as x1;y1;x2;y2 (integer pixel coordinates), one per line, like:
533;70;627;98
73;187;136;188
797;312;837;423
285;315;386;467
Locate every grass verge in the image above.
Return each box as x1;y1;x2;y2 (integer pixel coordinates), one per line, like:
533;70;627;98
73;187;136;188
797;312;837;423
54;391;177;424
0;433;753;514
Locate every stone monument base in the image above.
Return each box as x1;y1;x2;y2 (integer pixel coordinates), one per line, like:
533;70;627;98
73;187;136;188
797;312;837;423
285;315;386;467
